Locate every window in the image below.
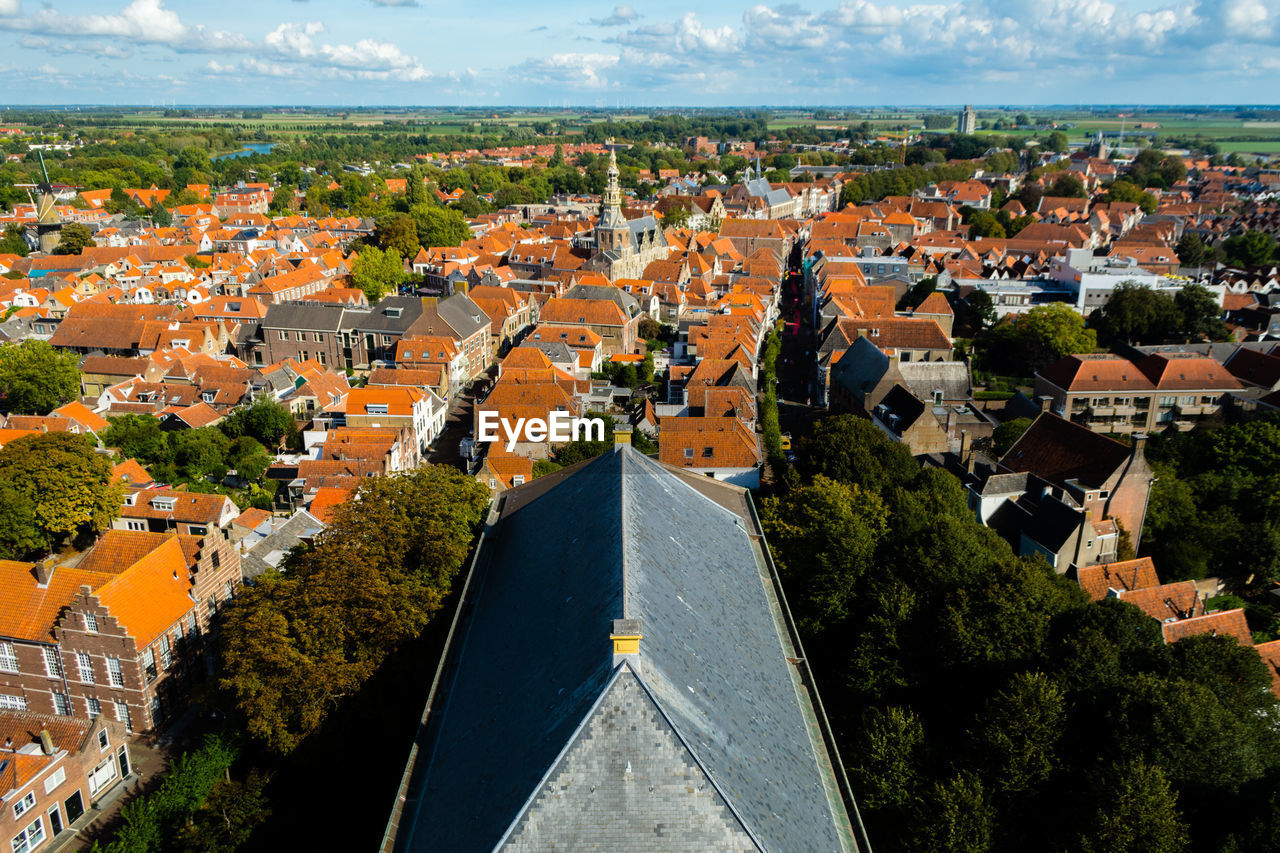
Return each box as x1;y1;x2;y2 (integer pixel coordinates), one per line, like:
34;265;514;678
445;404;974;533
12;792;35;820
88;754;118;794
224;580;235;601
207;597;217;616
142;648;157;683
512;476;526;487
158;636;172;671
0;642;16;672
149;696;163;726
122;493;136;507
0;694;27;710
298;351;308;362
86;697;100;717
53;692;70;716
76;652;94;684
683;448;694;460
150;497;175;512
83;613;98;634
316;351;326;366
187;525;207;536
313;332;325;342
42;768;65;795
366;403;389;415
11;816;44;853
106;657;124;688
42;648;62;679
295;331;305;341
1180;395;1196;406
188;612;199;637
1159;396;1176;407
98;730;109;752
113;701;131;732
124;520;146;532
278;330;288;341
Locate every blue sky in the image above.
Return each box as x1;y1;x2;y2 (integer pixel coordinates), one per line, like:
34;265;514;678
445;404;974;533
0;0;1278;105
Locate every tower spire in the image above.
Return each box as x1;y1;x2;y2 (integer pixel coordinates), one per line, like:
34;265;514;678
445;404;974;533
599;137;625;228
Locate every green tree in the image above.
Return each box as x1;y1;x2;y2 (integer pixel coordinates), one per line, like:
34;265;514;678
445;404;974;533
51;222;96;255
222;397;296;449
410;203;469;248
1174;282;1227;340
991;417;1032;457
851;706;926;816
914;772;995;853
981;303;1097;374
0;482;40;560
797;415;918;493
0;224;29;257
102;414;171;468
171;427;231;482
1221;229;1277;267
1048;172;1086;197
219;466;488;753
227;436;270;482
1046;131;1070;153
1175;232;1207;268
350;245;406;304
759;476;887;633
0;339;80;415
976;672;1065;793
175;771;272;853
0;432;120;555
1092;281;1180;344
1078;761;1189;853
374;212;420;259
964;288;997;331
660;204;690;229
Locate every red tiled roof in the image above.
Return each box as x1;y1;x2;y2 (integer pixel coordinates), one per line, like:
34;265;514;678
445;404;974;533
1115;581;1204;622
1076;557;1161;601
1161;608;1252;645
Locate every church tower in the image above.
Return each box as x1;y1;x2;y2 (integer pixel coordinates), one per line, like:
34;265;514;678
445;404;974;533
595;139;628;256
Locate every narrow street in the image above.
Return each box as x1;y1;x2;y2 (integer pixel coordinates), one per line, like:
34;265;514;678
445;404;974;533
775;269;822;444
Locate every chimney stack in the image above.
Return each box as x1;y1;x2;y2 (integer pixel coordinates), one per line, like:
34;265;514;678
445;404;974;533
33;557;55;586
1038;395;1053;414
38;730;53;756
610;618;642;672
1132;432;1148;459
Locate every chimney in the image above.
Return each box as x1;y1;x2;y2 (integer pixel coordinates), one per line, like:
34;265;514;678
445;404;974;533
1038;395;1053;414
1131;432;1148;459
38;730;53;756
610;618;642;671
33;557;55;586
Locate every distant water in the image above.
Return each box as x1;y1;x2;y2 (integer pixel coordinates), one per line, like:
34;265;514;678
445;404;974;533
212;142;276;161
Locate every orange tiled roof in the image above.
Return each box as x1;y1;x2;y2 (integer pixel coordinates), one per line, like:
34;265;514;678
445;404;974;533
95;536;195;647
1162;609;1252;645
1076;557;1161;601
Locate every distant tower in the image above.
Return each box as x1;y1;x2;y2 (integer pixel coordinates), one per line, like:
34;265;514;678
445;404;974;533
594;139;627;255
958;105;977;135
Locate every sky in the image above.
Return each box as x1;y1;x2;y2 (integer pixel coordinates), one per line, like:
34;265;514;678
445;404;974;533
0;0;1278;106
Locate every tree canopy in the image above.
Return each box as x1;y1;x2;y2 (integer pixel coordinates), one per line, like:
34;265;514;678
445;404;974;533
0;339;80;415
218;466;489;754
979;303;1098;375
768;413;1280;852
0;432;121;558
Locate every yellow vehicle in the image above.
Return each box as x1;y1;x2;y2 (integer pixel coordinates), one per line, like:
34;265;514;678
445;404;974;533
780;433;792;451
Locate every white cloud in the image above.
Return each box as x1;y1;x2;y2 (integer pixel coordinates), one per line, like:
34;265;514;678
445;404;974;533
590;4;639;25
0;0;19;17
514;52;621;88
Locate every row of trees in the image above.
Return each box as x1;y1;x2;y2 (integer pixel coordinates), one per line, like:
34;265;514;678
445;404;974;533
762;415;1280;852
217;466;490;754
1090;281;1227;344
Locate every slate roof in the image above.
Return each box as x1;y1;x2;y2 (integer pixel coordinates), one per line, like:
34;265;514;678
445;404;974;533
240;509;325;580
398;447;852;852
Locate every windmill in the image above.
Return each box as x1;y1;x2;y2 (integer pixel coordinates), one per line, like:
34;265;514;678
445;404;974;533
15;153;66;253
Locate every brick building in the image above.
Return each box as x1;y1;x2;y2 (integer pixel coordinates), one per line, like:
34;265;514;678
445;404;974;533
0;712;131;850
0;530;241;733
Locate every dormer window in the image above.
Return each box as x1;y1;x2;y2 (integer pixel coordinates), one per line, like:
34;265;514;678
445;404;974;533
151;497;176;512
366;404;389;415
123;493;136;507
